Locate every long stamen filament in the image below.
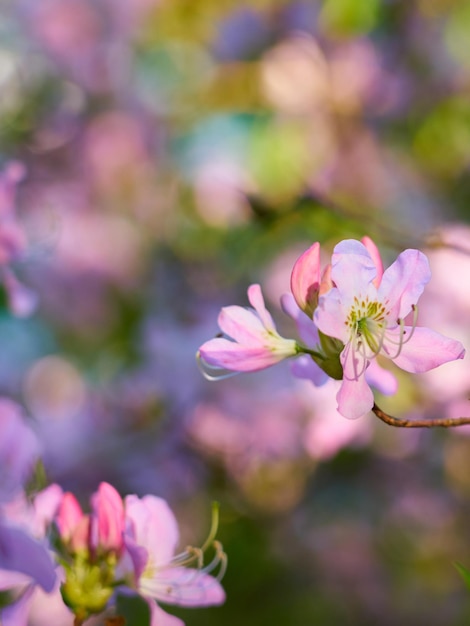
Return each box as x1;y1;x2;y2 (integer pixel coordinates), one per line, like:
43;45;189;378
196;352;241;381
381;305;419;358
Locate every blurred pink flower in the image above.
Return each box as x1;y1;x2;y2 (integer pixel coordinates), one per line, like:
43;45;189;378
0;163;37;317
0;399;40;503
418;225;470;402
315;239;465;418
123;494;225;625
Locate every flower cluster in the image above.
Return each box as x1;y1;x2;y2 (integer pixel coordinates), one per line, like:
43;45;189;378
1;478;226;625
0;160;227;625
198;237;465;419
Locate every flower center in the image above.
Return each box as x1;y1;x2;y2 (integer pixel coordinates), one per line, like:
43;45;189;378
346;297;388;355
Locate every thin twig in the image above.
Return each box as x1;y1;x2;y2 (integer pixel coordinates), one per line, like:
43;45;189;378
372;403;470;428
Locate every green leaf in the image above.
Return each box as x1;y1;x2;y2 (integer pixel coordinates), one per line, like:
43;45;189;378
454;561;470;591
115;592;151;626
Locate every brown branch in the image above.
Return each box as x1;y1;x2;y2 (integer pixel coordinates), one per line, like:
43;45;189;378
372;403;470;428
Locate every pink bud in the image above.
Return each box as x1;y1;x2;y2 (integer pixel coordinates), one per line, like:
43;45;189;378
56;492;84;542
291;242;321;316
90;482;124;554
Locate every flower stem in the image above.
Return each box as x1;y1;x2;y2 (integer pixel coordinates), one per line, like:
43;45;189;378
372;403;470;428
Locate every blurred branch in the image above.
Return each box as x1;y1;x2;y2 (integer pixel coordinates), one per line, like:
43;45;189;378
372;403;470;428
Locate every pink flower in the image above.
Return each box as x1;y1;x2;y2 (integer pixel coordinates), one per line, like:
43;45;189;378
198;283;298;374
123;495;226;625
314;239;466;419
285;237;396;394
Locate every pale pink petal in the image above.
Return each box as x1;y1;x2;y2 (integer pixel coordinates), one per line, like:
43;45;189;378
125;495;179;568
361;236;383;286
365;359;398;395
314;289;349;342
384;327;465;373
290;242;321;314
149;600;185;626
378;249;430;320
199;338;295;372
217;306;266;344
247;284;276;331
140;568;226;607
330;239;378;304
33;484;63;537
336;374;374;420
25;581;74;626
0;569;31;589
121;533;148;581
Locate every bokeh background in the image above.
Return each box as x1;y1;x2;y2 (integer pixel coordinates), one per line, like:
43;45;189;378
2;0;470;624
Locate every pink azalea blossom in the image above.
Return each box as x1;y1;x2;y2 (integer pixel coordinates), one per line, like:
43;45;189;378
285;237;397;396
123;495;226;626
314;239;465;419
198;283;298;374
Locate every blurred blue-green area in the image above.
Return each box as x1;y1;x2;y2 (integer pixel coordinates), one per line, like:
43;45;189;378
2;0;470;623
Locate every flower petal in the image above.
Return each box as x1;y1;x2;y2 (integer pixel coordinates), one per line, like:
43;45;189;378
217;305;266;344
247;284;276;332
361;236;384;286
365;359;398;395
384;326;465;373
148;600;185;626
290;242;321;314
199;338;296;372
336;373;374;419
0;524;56;592
125;495;179;568
314;288;349;342
290;355;329;386
140;567;226;607
378;249;430;319
330;239;378;305
1;583;35;626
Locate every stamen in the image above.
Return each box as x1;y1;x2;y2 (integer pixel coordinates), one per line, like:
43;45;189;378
196;352;240;381
381;304;419;358
343;333;368;380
